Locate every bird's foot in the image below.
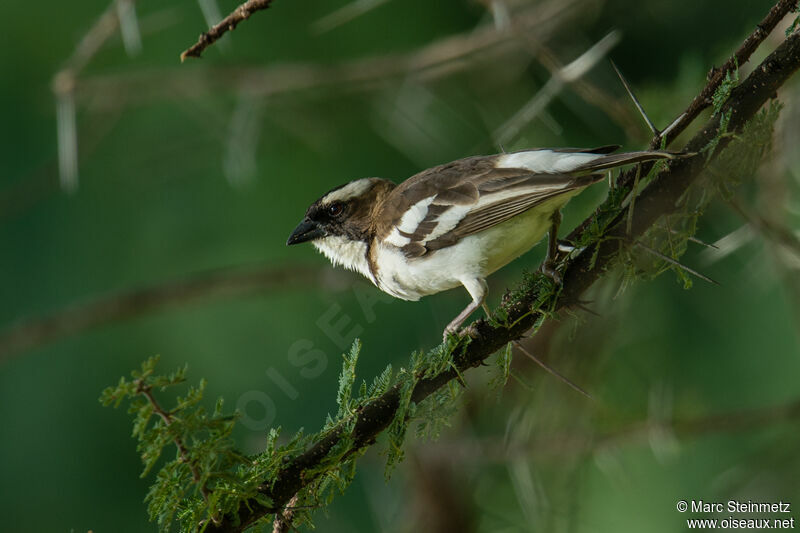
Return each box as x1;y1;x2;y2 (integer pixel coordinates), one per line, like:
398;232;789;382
443;323;480;344
540;261;562;285
443;325;462;343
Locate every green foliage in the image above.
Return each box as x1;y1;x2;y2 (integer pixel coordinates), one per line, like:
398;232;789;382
712;61;739;116
368;364;394;398
703;109;732;163
414;380;463;441
702;62;739;163
787;5;800;36
788;16;800;36
488;342;513;398
576;179;632;251
385;340;458;475
499;268;561;327
336;339;360;419
102;335;487;530
537;76;777;297
384;371;417;478
621;101;781;288
498;342;513;388
277;337;474;521
100;356;251;531
706;101;782;200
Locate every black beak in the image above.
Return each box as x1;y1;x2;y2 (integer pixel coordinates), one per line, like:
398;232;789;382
286;218;326;245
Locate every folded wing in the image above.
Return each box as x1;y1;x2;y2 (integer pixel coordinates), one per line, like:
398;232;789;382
378;147;675;257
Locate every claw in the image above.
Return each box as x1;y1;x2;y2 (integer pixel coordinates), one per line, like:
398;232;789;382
442;326;459;343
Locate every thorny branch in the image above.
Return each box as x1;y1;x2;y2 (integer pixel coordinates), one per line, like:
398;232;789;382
653;0;798;148
592;0;800;205
568;0;799;243
422;397;800;462
180;0;276;61
205;6;800;533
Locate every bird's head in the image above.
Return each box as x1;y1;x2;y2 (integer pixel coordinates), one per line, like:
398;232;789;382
286;178;393;247
287;177;395;279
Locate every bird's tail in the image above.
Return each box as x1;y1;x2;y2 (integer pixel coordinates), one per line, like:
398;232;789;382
576;150;689;172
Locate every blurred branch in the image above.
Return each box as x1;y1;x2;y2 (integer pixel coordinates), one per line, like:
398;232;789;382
0;264;333;364
206;14;800;533
77;0;583;105
54;1;129;81
494;30;621;145
598;395;800;454
409;453;476;533
180;0;276;61
312;0;391;34
424;397;800;462
52;0;135;191
728;198;800;261
116;0;142;56
49;1;183;192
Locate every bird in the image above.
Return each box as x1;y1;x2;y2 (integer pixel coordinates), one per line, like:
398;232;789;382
287;145;675;339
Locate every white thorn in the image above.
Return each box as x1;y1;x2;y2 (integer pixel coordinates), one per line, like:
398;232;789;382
117;0;142;56
56;91;79;193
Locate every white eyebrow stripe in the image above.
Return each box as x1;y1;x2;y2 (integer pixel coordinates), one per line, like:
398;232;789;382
496;150;603;174
321;178;375;203
396;196;435;235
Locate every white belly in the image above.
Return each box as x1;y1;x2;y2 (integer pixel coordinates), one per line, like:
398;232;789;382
373;197;569;301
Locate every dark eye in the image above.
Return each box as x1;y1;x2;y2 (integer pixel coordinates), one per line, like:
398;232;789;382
327;202;344;217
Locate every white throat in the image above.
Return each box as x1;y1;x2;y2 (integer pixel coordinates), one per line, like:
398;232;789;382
313;236;374;283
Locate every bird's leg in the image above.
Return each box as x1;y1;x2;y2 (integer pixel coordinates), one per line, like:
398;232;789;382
443;278;488;341
540;210;562;284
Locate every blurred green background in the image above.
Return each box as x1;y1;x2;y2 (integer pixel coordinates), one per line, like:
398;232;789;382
1;0;799;531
